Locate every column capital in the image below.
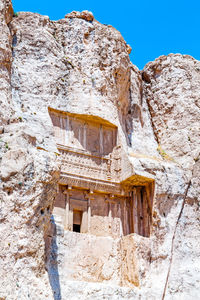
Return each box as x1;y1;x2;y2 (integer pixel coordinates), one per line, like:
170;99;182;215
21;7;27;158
63;186;72;195
84;190;94;200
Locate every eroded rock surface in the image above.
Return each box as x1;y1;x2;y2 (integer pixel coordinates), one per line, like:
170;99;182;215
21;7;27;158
142;54;200;300
0;2;60;299
0;1;199;299
0;0;13;125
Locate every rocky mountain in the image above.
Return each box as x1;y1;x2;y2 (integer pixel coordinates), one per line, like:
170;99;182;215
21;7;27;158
0;0;199;299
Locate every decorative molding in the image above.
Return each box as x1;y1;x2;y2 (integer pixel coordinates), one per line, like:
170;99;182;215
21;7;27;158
59;173;126;196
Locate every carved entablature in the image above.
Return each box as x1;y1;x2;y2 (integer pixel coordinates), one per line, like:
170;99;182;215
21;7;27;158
49;108;121;186
59;174;124;196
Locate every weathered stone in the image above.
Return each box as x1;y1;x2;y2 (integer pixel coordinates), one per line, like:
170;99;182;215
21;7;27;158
126;44;132;54
0;0;13;126
65;10;94;22
0;1;199;300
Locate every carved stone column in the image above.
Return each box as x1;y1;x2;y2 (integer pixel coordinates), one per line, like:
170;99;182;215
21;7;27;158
135;187;141;235
87;197;91;234
64;186;73;231
132;187;139;234
84;190;94;233
81;211;88;233
142;187;148;237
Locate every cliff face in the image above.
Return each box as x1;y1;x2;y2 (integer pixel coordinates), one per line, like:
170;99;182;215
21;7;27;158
142;55;200;299
0;2;60;299
0;1;199;299
0;0;13;125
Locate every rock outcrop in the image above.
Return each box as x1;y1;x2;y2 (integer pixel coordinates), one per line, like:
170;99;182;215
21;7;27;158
0;0;13;125
142;54;200;300
0;1;199;299
0;2;60;299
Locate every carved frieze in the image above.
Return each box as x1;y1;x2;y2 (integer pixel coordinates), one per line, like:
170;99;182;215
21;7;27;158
49;109;121;184
58;146;111;181
59;174;125;196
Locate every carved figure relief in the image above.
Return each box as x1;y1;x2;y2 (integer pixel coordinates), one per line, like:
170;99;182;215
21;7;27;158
50;109;117;155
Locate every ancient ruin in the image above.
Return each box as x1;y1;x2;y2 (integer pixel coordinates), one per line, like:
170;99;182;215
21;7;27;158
50;108;154;238
0;1;199;299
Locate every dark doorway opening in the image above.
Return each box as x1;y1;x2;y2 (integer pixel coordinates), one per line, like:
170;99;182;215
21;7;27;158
73;224;81;232
73;210;82;233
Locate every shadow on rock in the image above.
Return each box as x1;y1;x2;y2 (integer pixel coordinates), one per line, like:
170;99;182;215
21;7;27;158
45;215;61;300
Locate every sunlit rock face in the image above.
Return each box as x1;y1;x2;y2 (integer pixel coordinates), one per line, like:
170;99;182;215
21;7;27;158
0;3;60;299
0;1;199;299
142;55;200;300
0;0;13;125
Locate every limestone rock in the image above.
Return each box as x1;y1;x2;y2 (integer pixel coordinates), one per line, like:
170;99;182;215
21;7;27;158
0;0;13;125
0;1;199;299
65;10;94;22
126;44;132;54
0;3;60;299
142;54;200;300
143;54;200;172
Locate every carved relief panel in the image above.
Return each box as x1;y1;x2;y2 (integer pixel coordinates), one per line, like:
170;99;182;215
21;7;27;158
49;109;117;156
102;125;116;155
49;109;119;182
67;118;85;150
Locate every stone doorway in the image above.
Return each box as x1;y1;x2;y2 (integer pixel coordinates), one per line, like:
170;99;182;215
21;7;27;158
53;184;153;238
73;210;82;233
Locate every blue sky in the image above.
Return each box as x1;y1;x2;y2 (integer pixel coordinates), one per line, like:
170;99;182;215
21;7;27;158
12;0;200;70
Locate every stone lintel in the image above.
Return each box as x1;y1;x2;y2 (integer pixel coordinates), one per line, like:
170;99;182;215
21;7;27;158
59;173;125;196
